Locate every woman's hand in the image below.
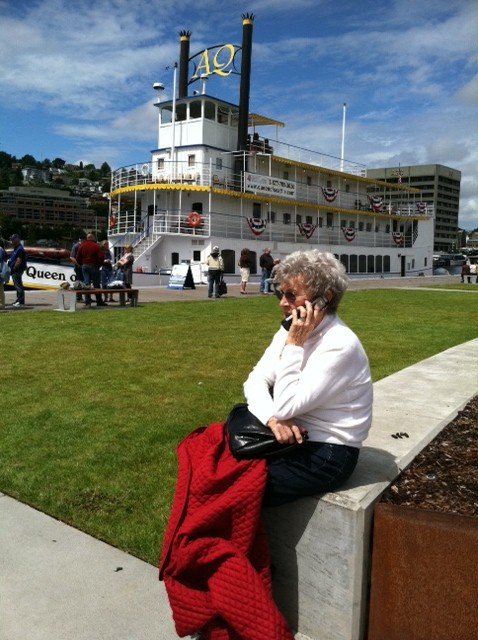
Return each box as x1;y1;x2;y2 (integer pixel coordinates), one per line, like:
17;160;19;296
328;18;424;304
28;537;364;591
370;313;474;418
286;300;322;347
266;416;307;444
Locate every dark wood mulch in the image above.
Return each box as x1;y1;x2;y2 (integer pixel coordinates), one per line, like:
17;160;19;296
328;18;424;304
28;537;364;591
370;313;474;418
381;396;478;517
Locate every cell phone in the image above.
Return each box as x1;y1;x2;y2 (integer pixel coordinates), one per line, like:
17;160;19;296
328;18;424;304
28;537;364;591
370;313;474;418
281;296;329;331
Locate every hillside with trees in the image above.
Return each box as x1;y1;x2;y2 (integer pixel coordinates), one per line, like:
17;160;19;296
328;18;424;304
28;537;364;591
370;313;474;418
0;151;112;246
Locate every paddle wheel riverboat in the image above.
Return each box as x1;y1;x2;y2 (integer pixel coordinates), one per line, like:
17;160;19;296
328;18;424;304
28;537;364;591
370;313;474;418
108;15;434;282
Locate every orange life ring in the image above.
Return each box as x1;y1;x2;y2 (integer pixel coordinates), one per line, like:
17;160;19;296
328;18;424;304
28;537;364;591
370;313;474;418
186;211;203;228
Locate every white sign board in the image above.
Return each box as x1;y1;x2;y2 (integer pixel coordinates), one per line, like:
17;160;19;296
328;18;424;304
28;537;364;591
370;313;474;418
244;172;296;198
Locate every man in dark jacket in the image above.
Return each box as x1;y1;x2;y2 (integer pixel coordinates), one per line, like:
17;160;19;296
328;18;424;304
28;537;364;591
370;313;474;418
7;234;27;307
259;248;274;294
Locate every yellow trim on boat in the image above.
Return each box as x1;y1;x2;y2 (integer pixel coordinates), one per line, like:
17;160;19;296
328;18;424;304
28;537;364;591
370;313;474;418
110;184;210;198
110;182;427;221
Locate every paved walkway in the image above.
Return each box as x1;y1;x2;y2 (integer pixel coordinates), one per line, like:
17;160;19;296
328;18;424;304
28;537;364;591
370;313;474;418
1;276;476;640
1;274;473;312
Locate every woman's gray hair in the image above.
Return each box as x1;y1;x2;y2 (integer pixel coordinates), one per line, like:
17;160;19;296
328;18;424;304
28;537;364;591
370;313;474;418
274;250;348;313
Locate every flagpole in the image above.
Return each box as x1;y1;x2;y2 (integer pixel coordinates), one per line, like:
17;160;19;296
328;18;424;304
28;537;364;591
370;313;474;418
340;103;346;172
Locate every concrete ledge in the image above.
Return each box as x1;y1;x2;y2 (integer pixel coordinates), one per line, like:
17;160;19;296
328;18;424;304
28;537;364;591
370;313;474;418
263;338;478;640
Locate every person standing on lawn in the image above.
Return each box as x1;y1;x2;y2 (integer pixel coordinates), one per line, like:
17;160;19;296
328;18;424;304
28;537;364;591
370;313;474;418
75;233;106;307
0;238;7;309
206;246;224;299
115;245;135;301
259;247;274;294
238;247;252;295
7;234;27;308
100;240;115;302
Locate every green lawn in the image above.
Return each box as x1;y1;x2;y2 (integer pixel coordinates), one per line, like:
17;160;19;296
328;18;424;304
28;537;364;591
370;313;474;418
1;289;477;564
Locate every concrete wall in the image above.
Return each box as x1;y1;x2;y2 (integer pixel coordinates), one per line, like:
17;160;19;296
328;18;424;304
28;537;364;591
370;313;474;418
263;338;478;640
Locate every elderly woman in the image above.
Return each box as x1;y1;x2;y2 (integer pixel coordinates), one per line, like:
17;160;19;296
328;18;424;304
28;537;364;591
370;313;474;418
244;250;373;507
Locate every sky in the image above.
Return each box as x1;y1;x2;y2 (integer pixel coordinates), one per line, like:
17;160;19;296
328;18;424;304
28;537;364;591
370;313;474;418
0;0;477;230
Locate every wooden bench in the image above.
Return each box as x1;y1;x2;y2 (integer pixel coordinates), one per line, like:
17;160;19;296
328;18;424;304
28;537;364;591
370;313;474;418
56;288;139;312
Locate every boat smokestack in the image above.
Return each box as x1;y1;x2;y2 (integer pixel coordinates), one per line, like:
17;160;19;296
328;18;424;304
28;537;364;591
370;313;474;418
237;13;254;151
178;30;191;99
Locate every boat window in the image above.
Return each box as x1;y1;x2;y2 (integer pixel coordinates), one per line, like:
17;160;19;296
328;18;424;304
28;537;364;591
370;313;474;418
375;255;383;272
171;252;179;266
204;101;216;120
296;214;302;224
340;220;346;228
345;184;350;193
161;106;173;123
269;211;276;223
366;222;372;232
319;217;323;228
359;255;367;273
424;257;427;267
253;202;261;217
306;215;312;224
176;104;187;121
157;158;165;170
326;213;333;227
367;255;375;272
340;254;349;271
189;100;201;119
218;105;229;124
283;213;291;225
283;171;289;180
216;157;223;170
193;250;201;261
359;221;364;231
306;176;312;186
327;180;332;188
188;155;196;167
385;224;390;233
349;220;355;228
384;255;390;272
192;202;203;214
349;255;357;272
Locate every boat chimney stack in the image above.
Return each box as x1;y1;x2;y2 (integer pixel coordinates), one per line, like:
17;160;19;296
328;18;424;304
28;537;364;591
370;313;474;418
237;13;254;152
178;30;191;99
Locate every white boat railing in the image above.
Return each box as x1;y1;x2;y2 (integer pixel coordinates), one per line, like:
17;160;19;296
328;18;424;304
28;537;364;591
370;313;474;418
110;161;433;220
109;207;423;249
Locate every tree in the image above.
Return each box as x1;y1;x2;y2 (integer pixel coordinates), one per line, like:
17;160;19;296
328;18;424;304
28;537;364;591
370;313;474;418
100;161;111;176
52;157;66;169
0;151;13;168
20;154;37;167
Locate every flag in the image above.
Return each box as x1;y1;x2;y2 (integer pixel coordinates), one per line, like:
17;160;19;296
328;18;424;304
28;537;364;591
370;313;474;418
368;195;383;212
341;227;356;242
297;222;318;239
321;187;338;202
415;202;428;214
246;217;267;236
392;231;404;246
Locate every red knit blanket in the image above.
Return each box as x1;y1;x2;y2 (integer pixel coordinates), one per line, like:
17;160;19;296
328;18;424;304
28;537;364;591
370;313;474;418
159;422;294;640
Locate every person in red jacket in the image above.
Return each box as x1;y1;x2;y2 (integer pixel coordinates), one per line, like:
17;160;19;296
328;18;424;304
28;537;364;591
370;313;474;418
75;233;106;306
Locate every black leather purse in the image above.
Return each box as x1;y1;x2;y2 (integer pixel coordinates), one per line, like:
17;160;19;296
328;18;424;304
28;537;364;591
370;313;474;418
226;403;301;460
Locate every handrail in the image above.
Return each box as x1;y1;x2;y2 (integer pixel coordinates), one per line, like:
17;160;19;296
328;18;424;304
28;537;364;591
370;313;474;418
110;161;432;219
